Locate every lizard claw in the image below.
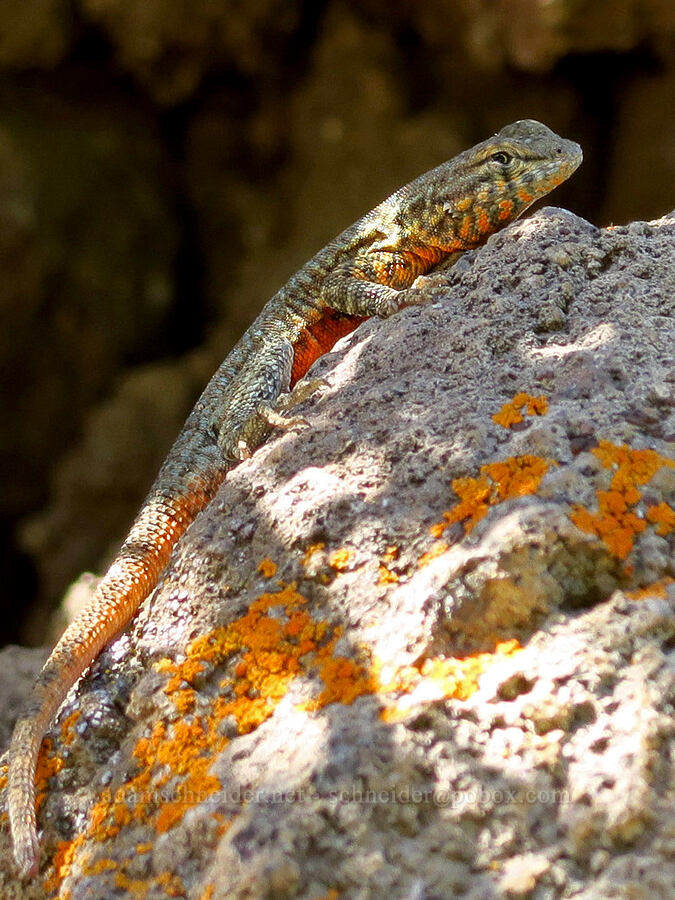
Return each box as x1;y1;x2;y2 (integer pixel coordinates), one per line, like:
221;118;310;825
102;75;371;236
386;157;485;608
236;439;252;460
256;404;309;433
278;376;328;410
254;375;327;434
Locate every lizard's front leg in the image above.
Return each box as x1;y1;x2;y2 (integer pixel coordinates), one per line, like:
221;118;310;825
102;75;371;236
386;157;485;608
321;248;433;318
254;376;327;439
216;336;300;461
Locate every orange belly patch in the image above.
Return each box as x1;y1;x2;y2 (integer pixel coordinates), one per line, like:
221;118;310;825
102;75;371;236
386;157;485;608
290;309;368;387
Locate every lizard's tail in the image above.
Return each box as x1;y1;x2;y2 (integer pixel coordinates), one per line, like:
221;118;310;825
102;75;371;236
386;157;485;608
7;482;219;878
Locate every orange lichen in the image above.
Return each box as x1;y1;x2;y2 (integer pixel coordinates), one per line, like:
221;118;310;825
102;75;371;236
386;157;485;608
31;424;671;897
530;395;549;416
431;455;555;538
570;493;645;559
592;440;673;487
163;658;205;693
329;548;352;571
172;688;197;715
34;737;65;812
483;456;554;501
420;638;522;700
379;639;523;721
418;540;449;567
86;857;118;874
378;564;399;584
156;871;188;897
646;502;675;536
32;709;82;820
199;885;215;900
441;474;492;532
46;579;392;895
257;558;278;578
154;658;175;674
302;634;376;711
59;710;81;745
378;546;400;582
302;542;325;567
492;392;548;428
111;869;186;897
571;442;674;559
212;812;231;838
43;835;86;896
37;572;525;897
624;578;674;600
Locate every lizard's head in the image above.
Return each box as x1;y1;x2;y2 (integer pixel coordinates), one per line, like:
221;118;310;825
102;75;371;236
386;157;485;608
468;118;583;213
398;119;582;252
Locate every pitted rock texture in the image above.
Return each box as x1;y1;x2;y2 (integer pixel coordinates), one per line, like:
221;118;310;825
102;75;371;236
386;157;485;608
0;208;673;899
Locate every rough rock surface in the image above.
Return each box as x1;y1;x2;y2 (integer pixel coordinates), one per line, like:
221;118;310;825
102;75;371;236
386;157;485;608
1;208;673;898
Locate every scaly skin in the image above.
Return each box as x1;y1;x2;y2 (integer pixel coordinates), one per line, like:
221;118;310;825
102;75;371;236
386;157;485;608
7;119;582;877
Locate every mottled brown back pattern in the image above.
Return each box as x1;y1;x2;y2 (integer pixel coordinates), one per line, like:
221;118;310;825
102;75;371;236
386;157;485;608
7;119;581;878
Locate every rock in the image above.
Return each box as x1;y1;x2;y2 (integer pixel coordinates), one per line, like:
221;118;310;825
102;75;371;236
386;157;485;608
1;207;673;898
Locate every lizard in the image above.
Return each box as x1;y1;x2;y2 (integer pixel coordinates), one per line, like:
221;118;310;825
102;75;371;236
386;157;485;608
6;119;582;878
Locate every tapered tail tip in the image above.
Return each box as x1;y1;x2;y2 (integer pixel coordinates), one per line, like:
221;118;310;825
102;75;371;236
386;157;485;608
13;833;39;880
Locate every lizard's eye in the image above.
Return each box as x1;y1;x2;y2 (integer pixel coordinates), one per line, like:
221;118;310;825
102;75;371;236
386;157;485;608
490;151;512;165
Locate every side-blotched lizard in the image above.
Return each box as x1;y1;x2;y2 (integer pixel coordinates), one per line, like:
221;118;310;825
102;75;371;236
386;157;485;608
7;119;582;876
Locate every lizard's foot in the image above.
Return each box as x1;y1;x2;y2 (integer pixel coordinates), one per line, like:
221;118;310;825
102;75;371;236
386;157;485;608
255;405;309;432
255;377;327;437
373;293;409;318
403;252;464;305
235;439;252;460
277;377;328;411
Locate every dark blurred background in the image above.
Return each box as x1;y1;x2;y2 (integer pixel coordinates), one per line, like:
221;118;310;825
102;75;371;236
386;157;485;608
1;0;674;647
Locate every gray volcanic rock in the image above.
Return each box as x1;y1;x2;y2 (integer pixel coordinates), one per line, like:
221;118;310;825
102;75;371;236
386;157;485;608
1;208;673;899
